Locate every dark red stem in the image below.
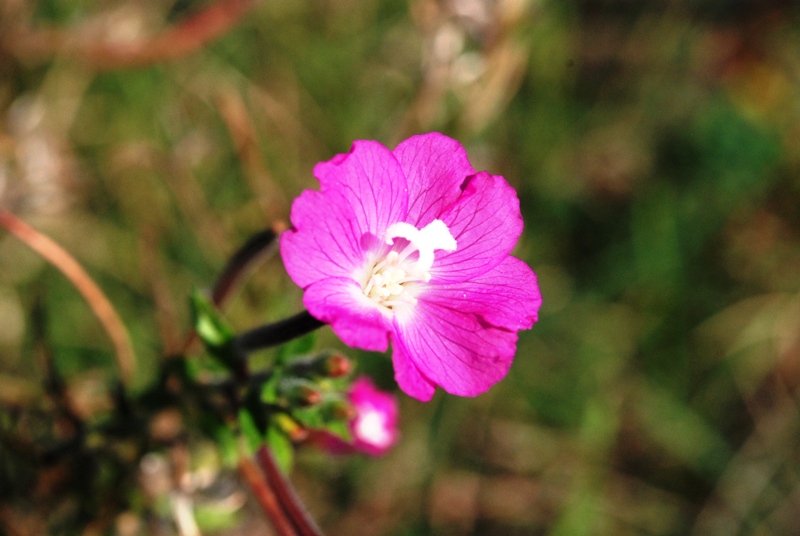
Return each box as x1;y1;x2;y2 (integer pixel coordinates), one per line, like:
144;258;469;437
257;446;324;536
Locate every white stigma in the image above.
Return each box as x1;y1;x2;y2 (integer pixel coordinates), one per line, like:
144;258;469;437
362;219;457;310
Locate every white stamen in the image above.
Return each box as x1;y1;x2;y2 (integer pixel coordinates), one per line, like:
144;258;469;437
362;219;456;311
385;219;457;275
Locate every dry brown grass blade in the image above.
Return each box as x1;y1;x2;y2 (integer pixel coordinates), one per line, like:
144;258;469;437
216;87;289;221
0;209;136;385
5;0;256;70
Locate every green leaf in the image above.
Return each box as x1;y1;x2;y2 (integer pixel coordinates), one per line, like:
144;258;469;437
214;425;239;468
276;331;318;365
194;502;241;532
238;409;263;455
191;290;234;347
260;374;281;404
190;289;240;371
266;425;294;474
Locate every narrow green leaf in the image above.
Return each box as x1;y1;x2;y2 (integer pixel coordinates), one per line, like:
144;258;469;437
191;290;234;347
214;425;239;468
238;409;263;455
266;425;294;474
260;374;280;404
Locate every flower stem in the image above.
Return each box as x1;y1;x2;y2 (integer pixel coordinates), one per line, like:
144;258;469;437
235;311;325;354
212;227;281;308
238;454;299;536
257;446;324;536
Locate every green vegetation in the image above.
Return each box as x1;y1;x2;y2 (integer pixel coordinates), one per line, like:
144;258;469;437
1;0;799;534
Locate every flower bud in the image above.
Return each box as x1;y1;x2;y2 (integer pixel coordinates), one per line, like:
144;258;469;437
273;413;309;442
286;351;352;379
320;399;357;421
322;353;352;378
278;378;322;407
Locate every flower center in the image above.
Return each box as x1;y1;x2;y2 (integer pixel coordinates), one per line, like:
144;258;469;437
353;409;392;448
362;219;457;310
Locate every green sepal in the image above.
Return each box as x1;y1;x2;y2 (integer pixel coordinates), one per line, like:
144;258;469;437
293;400;353;443
324;419;352;443
266;425;294;474
292;405;326;429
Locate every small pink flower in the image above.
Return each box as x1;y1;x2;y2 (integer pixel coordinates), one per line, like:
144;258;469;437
280;133;541;401
347;377;398;456
306;377;398;456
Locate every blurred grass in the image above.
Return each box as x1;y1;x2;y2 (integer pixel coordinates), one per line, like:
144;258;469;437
2;0;800;534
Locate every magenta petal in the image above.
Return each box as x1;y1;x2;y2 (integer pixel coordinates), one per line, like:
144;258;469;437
393;133;475;228
393;300;519;397
313;140;409;240
424;256;541;331
303;278;391;352
432;172;524;283
280;189;365;288
390;340;436;401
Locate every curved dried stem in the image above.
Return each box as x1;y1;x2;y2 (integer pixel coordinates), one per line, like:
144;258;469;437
4;0;257;70
0;209;137;385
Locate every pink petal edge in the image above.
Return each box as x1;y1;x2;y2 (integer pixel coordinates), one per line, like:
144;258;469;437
431;172;524;283
423;256;541;331
392;297;519;397
313;140;409;241
280;189;366;289
390;340;436;402
393;132;475;228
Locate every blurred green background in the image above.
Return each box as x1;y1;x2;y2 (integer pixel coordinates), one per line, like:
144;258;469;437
2;0;800;534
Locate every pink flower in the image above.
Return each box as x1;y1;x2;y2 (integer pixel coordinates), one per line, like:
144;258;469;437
306;377;398;456
347;377;398;456
280;133;541;401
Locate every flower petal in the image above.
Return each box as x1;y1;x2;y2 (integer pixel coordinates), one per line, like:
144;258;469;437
390;340;437;401
393;132;475;228
392;298;519;397
280;189;366;288
431;172;524;283
423;256;541;331
314;140;408;240
303;277;391;352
